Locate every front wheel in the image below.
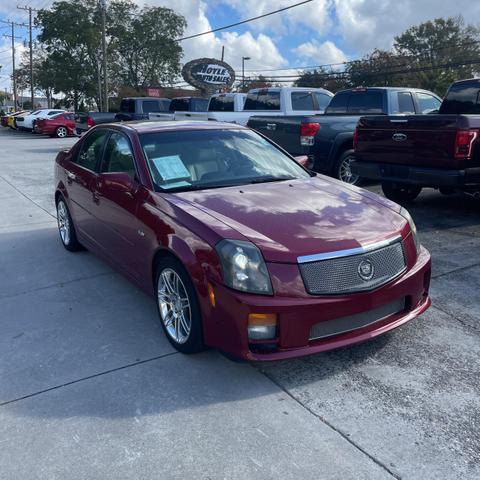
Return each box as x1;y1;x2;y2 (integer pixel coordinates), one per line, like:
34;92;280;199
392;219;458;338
55;126;68;138
334;149;360;185
382;182;422;203
155;257;204;354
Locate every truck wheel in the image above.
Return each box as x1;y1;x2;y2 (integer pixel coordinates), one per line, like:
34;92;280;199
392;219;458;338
334;150;360;185
382;182;422;203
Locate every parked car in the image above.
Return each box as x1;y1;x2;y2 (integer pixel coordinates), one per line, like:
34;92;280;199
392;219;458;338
248;87;442;184
148;96;210;121
36;112;76;137
75;111;117;135
169;93;247;122
19;108;65;132
54;120;431;361
352;78;480;202
210;87;333;126
7;110;29;129
1;112;11;127
114;97;171;122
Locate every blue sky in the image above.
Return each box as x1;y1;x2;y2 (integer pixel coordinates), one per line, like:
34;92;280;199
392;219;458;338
0;0;478;89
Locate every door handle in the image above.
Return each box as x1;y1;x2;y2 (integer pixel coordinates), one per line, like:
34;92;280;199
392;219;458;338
266;123;277;131
66;171;76;183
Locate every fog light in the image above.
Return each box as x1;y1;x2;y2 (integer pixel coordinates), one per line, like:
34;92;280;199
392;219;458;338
248;313;277;340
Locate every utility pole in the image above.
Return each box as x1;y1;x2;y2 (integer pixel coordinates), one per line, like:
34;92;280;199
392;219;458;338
99;0;108;111
17;5;39;109
0;20;26;111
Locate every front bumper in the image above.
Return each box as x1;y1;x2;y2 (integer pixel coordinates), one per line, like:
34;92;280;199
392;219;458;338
206;246;431;361
351;160;480;188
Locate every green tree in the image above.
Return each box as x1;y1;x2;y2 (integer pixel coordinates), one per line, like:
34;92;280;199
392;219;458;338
393;16;480;95
295;67;351;92
35;0;186;109
107;4;186;92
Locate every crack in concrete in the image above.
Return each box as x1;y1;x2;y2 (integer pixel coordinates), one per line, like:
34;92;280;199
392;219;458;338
0;271;115;300
256;366;402;479
0;351;178;408
0;173;56;220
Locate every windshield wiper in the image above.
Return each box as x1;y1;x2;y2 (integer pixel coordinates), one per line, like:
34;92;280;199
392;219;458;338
248;175;296;184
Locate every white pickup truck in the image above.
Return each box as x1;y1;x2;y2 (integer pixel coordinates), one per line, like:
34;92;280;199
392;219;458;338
150;88;333;125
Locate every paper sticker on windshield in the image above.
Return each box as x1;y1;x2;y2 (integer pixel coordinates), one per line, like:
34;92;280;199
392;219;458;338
150;155;190;183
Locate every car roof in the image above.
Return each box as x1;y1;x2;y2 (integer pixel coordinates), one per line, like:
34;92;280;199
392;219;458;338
103;120;248;134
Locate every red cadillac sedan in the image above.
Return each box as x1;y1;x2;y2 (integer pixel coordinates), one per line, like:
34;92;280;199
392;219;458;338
54;121;431;361
37;112;76;138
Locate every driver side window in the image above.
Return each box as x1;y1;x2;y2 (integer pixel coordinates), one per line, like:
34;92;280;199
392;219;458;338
101;132;136;178
77;130;108;171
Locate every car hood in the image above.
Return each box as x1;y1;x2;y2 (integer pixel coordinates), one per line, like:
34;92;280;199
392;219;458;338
171;176;407;263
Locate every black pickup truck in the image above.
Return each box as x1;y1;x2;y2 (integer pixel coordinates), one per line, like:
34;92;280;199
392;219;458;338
247;87;441;184
352;78;480;202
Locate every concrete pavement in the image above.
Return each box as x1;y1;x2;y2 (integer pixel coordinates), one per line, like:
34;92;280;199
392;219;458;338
0;127;478;479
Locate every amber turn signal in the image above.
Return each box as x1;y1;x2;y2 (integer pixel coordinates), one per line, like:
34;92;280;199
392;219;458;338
248;313;277;340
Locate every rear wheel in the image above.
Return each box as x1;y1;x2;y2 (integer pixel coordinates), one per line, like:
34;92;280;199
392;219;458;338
55;126;68;138
334;149;360;185
155;257;204;354
382;182;422;203
56;197;82;251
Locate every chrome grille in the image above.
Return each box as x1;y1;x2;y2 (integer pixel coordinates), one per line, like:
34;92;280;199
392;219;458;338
309;297;406;341
299;239;406;295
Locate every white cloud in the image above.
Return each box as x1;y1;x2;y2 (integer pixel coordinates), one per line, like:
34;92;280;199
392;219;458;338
293;40;347;66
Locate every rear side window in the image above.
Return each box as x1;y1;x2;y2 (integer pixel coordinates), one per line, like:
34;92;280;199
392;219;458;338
440;82;480;114
417;93;441;114
120;99;135;113
208;96;234;112
76;130;108;171
142;100;162;114
192;98;209;111
170;99;189;112
244;91;281;110
397;92;415;114
315;92;332;110
291;92;315;111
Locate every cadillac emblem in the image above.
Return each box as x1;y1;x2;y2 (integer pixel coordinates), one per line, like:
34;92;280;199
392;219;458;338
358;259;374;281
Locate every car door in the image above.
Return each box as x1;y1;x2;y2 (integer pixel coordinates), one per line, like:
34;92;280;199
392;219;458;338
92;131;146;280
63;129;109;245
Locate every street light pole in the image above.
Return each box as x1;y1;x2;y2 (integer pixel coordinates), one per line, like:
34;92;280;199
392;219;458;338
242;56;250;90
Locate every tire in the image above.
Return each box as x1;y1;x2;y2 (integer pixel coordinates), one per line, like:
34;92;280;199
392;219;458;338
382;182;422;204
155;257;204;354
56;197;82;251
334;149;360;185
55;126;68;138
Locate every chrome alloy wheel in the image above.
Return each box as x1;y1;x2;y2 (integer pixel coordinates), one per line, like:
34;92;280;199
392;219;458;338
57;200;71;245
157;268;192;344
56;126;68;138
339;155;359;185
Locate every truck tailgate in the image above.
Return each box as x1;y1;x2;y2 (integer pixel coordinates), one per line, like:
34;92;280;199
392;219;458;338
248;116;304;154
355;115;464;169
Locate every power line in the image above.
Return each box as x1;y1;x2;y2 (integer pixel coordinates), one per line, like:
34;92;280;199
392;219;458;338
176;0;314;41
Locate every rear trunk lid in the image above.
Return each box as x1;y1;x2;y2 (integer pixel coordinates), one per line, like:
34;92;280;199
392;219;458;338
355;114;468;169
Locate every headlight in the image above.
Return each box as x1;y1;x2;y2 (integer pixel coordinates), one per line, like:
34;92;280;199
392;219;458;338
216;240;273;295
400;207;420;255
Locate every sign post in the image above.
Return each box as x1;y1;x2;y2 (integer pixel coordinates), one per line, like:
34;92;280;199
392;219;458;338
182;58;235;95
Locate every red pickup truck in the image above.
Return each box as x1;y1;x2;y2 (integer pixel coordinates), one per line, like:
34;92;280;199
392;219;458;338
351;78;480;202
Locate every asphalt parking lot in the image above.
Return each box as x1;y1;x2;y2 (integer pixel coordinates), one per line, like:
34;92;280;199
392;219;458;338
0;126;479;479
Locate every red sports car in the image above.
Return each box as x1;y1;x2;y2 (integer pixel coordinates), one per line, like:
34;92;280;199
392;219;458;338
54;121;431;361
36;112;76;137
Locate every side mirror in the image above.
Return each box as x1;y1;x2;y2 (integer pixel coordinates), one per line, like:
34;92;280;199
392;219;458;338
294;155;312;169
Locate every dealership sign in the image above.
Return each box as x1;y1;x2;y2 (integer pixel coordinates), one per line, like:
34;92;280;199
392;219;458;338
182;58;235;91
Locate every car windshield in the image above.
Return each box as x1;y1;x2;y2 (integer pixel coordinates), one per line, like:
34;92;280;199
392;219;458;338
140;129;310;192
